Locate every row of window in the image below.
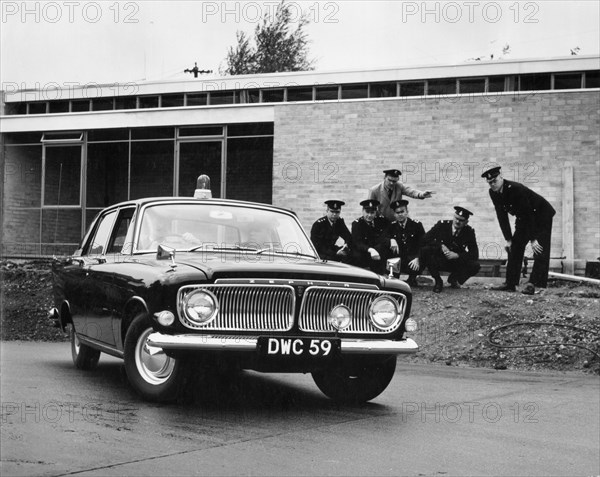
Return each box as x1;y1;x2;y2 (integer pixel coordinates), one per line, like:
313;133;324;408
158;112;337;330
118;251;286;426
5;71;599;116
4;123;275;145
3;122;275;257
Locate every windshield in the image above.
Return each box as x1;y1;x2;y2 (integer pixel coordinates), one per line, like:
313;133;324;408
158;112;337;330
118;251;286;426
135;202;317;258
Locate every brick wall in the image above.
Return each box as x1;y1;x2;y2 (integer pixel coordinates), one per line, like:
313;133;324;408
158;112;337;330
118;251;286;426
273;91;600;261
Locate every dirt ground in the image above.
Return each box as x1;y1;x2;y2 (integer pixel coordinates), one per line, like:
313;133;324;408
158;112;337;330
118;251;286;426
1;259;598;374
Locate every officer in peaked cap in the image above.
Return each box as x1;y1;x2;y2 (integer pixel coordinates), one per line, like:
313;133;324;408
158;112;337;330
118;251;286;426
482;163;556;295
368;168;435;221
351;199;392;274
420;206;481;293
388;199;425;287
310;200;352;263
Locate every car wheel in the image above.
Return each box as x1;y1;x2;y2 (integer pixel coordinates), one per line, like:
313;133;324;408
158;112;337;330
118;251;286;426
312;356;397;403
124;313;186;402
70;325;101;370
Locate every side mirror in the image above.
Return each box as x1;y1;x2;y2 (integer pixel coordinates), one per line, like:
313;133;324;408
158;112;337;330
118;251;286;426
386;257;401;278
157;244;177;268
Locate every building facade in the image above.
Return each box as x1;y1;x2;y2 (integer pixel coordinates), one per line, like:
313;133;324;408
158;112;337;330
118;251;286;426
1;56;599;266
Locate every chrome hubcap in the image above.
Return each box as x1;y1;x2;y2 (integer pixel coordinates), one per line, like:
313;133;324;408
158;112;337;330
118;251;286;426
135;328;175;385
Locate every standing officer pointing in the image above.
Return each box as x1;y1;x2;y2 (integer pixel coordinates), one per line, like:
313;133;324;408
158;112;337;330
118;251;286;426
482;164;556;295
368;168;435;222
310;200;352;262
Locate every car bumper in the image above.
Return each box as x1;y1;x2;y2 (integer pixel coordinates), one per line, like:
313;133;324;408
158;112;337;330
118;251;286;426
147;332;418;354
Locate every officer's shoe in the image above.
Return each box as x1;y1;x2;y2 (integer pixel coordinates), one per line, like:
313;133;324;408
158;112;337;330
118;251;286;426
406;277;419;288
447;275;460;289
433;279;443;293
491;283;516;292
521;282;535;295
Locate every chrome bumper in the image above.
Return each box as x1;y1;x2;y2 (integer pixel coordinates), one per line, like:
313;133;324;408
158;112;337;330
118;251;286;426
147;333;418;355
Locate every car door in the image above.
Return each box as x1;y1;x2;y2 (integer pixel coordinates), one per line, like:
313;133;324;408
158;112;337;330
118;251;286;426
78;209;119;346
104;206;137;348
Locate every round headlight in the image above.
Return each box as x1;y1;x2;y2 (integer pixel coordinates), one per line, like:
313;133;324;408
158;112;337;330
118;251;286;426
369;296;399;330
328;305;352;330
184;290;218;325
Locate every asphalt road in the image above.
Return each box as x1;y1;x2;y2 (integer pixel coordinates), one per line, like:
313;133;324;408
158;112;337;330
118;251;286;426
1;342;599;477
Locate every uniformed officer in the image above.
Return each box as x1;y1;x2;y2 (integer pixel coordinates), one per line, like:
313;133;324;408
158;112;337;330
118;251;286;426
310;200;352;262
368;168;435;221
420;206;481;293
351;199;391;275
388;200;425;287
482;164;556;295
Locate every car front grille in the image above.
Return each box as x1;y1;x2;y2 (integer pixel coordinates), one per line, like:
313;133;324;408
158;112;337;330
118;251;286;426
298;286;406;334
178;283;406;333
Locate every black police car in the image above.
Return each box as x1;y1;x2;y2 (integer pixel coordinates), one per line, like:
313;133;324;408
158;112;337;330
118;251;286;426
49;179;418;403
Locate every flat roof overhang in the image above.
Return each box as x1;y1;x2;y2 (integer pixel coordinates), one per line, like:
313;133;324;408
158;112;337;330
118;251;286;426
0;103;275;133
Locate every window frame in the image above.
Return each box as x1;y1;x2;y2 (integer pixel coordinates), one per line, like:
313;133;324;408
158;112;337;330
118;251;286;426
41;141;84;208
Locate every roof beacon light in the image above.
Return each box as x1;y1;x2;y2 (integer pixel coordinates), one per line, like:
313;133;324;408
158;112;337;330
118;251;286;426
194;174;212;199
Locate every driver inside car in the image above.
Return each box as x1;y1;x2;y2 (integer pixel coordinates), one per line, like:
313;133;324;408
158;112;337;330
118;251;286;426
139;215;190;250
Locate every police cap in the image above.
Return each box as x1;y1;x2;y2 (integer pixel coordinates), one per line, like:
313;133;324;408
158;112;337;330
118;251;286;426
360;199;380;211
481;164;502;180
324;200;345;211
390;199;409;210
383;168;402;177
454;206;473;220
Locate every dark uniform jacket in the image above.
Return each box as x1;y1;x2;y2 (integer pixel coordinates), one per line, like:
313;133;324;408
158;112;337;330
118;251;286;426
489;180;556;241
389;218;425;261
423;220;479;262
310;216;352;261
351;216;391;258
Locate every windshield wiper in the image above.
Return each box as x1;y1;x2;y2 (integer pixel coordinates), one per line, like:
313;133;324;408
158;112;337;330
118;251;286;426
187;245;316;259
188;245;259;252
256;248;317;259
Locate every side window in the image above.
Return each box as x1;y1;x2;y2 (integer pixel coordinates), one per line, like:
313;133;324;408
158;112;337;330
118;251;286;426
85;210;117;256
108;207;136;254
120;209;137;255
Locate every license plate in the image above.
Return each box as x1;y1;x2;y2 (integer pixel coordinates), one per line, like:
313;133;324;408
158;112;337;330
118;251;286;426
258;337;340;359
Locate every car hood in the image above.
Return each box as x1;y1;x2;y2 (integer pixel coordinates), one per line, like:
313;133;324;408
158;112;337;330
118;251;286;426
170;252;384;285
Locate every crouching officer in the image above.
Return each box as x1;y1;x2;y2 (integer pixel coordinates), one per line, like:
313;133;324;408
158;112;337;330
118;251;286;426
310;200;352;262
388;200;425;287
351;199;391;275
421;206;481;293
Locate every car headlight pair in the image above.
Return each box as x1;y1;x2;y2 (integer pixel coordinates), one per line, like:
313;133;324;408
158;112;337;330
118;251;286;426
180;289;403;332
328;296;400;332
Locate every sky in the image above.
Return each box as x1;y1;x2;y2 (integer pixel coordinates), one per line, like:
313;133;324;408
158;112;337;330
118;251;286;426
1;0;599;90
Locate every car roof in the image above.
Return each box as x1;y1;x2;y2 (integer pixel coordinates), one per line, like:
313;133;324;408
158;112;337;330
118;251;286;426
106;197;298;216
